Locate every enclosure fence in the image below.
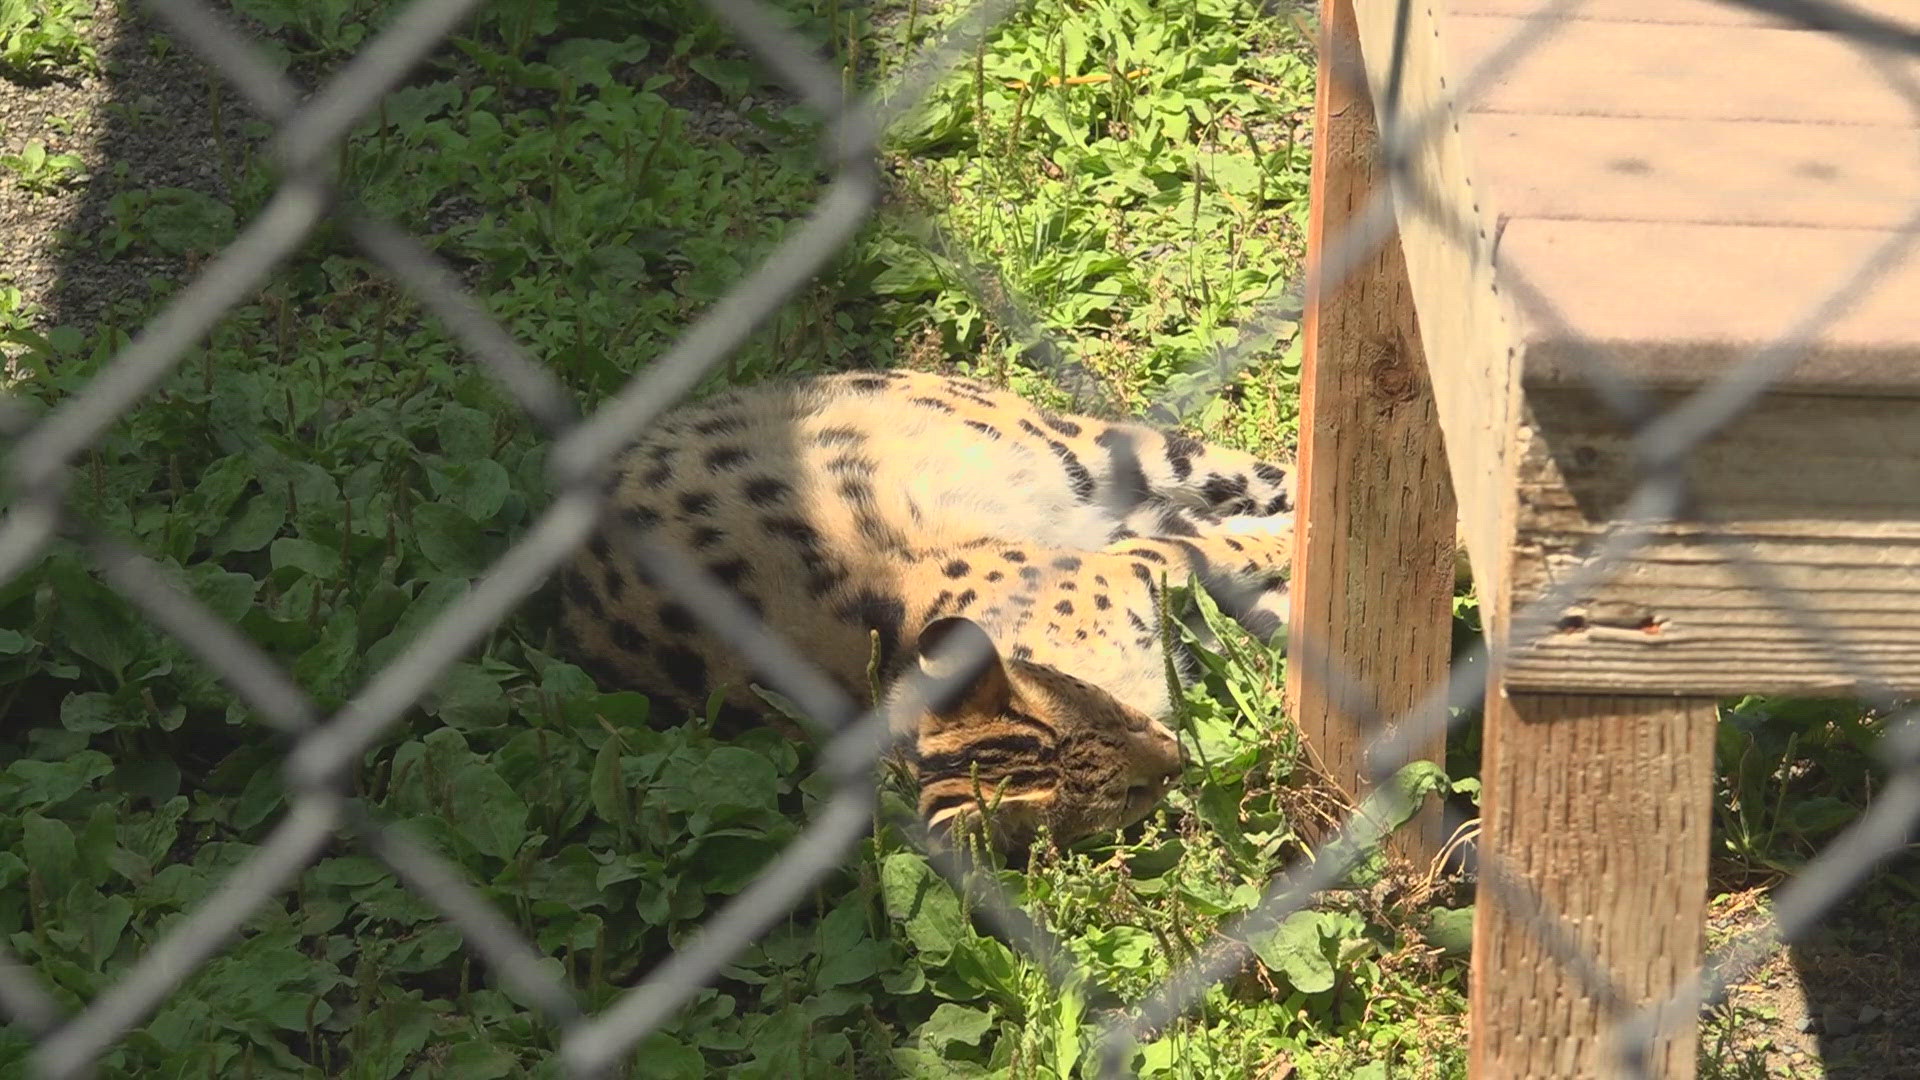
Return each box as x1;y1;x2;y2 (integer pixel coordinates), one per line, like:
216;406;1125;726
1;0;1918;1076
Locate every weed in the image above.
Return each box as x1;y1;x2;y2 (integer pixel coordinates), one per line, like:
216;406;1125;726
0;138;86;193
0;0;98;81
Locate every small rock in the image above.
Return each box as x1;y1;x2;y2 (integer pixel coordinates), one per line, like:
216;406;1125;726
1798;1016;1818;1034
1858;1005;1883;1026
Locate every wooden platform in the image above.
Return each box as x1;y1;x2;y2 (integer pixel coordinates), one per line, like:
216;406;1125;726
1290;4;1920;1076
1345;0;1920;695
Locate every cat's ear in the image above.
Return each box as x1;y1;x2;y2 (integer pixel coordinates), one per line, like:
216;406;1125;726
915;617;1010;718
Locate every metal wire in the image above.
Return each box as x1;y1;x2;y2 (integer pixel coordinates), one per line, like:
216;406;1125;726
2;0;1917;1076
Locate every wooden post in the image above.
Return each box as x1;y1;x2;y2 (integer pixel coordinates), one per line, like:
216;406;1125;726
1469;683;1719;1077
1286;0;1457;870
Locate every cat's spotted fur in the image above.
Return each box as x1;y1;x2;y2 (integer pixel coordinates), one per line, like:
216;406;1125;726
558;369;1295;848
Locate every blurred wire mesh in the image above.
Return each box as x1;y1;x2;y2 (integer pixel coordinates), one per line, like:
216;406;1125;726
0;0;1916;1077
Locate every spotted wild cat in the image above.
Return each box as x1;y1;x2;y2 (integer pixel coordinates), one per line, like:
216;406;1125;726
558;369;1295;848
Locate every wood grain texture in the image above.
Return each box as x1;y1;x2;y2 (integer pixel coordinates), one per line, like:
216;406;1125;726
1347;0;1521;622
1289;0;1457;869
1502;390;1920;694
1454;0;1920;33
1471;114;1920;230
1448;15;1920;125
1347;0;1920;693
1469;686;1717;1079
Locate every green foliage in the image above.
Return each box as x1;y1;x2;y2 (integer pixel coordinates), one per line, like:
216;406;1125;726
0;138;85;194
1713;695;1893;879
0;0;96;81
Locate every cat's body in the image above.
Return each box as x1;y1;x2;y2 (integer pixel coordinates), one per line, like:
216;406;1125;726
558;369;1295;846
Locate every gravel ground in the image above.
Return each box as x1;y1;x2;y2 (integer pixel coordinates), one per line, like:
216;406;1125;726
2;3;1915;1077
0;1;249;355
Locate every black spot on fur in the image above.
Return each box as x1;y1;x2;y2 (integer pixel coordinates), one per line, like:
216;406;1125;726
743;477;789;505
1019;566;1041;583
693;414;746;436
1263;495;1291;516
913;396;957;413
1201;474;1249;505
943;559;970;578
691;525;726;549
1019;419;1096;501
1052;555;1081;571
814;425;864;447
1094;594;1111;610
600;566;626;602
657;645;707;694
1002;550;1027;563
588;535;612;561
642;459;673;486
1127;610;1150;633
1059;580;1075;591
620;504;661;531
837;478;874;506
985;570;1004;583
1128;547;1167;564
807;562;848;598
1254;462;1287;486
1011;595;1035;609
659;602;697;633
609;618;645;653
1010;644;1034;661
708;557;751;586
563;568;604;618
705;446;749;470
762;516;820;548
1094;574;1108;586
964;419;1001;439
1054;599;1075;615
827;454;876;477
1163;432;1202;481
1041;412;1082;437
1224;537;1244;552
955;589;977;611
679;491;715;515
1156;506;1201;537
1076;629;1088;641
1132;563;1154;586
847;376;890;392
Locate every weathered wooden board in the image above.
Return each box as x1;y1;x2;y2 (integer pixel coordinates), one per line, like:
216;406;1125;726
1470;686;1718;1077
1344;0;1920;694
1288;0;1456;869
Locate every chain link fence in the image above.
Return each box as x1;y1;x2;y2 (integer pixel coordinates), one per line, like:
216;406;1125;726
2;0;1918;1076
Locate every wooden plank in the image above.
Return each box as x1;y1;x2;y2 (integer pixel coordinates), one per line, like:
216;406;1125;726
1348;0;1522;626
1471;114;1920;229
1455;0;1920;30
1469;685;1718;1078
1502;218;1920;390
1502;389;1920;695
1448;16;1920;125
1289;0;1457;871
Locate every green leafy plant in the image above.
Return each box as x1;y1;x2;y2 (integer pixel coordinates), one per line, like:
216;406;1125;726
0;138;84;193
0;0;97;81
